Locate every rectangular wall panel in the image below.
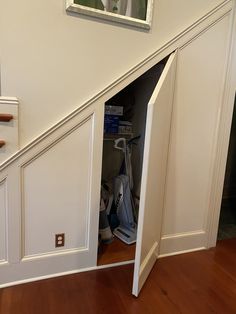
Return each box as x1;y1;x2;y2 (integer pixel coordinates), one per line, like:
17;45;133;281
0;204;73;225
22;118;93;258
161;15;230;254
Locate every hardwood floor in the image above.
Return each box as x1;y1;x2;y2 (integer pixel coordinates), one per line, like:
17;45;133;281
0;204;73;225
1;239;236;314
97;237;136;265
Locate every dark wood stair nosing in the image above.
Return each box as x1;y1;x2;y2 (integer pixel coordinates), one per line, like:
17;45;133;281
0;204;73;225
0;140;6;148
0;114;13;122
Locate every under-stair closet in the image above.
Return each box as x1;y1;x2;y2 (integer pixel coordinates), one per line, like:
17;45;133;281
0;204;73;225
97;56;168;266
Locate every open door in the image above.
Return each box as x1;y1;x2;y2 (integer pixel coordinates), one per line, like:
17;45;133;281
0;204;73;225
132;51;177;296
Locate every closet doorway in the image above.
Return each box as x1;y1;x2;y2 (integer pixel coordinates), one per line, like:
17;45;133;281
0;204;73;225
218;94;236;240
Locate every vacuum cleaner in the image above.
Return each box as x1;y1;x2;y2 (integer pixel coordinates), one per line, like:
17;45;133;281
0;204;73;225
112;137;139;245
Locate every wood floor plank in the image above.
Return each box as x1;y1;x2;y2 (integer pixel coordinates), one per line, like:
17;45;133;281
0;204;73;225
97;238;136;265
1;239;236;314
155;250;236;314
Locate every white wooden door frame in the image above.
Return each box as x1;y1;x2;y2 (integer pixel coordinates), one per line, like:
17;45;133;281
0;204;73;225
207;2;236;248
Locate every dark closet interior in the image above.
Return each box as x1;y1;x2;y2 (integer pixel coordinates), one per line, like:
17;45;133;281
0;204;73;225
218;93;236;240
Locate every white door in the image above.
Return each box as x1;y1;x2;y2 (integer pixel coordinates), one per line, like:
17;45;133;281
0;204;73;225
132;51;177;296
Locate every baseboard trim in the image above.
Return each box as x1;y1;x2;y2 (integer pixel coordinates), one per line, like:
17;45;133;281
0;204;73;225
159;247;206;258
0;260;134;289
159;230;206;256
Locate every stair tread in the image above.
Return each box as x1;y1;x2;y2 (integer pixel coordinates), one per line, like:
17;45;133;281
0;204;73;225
0;140;6;148
0;113;13;122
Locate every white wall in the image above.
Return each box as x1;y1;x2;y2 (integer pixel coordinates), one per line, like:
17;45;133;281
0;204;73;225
0;0;226;146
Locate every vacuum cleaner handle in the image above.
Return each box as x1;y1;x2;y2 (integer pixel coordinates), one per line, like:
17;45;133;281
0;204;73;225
114;138;126;152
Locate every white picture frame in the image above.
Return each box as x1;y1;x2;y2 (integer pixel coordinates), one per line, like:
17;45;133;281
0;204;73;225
66;0;154;30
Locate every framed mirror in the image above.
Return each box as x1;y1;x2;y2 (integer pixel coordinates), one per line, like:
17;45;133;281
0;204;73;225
66;0;153;29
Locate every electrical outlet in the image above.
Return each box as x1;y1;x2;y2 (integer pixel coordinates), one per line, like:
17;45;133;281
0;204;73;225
55;233;65;247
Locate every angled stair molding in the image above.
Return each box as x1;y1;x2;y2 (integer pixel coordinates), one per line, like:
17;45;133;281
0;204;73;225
0;0;232;173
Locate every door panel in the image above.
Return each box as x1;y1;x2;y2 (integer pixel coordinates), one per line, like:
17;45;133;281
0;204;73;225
132;52;177;296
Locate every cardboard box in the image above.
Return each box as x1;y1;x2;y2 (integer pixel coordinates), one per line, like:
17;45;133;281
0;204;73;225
104;115;119;134
105;105;123;116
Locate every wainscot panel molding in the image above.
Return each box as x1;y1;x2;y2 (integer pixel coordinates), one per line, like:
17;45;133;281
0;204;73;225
0;102;104;286
206;1;236;248
21;117;93;260
160;11;233;255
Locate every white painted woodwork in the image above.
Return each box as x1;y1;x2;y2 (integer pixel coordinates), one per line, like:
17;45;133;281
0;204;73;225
0;97;19;164
0;179;7;263
0;102;104;285
133;52;177;297
207;4;236;248
0;0;230;146
0;1;235;289
159;231;206;258
22;119;93;258
160;14;231;256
